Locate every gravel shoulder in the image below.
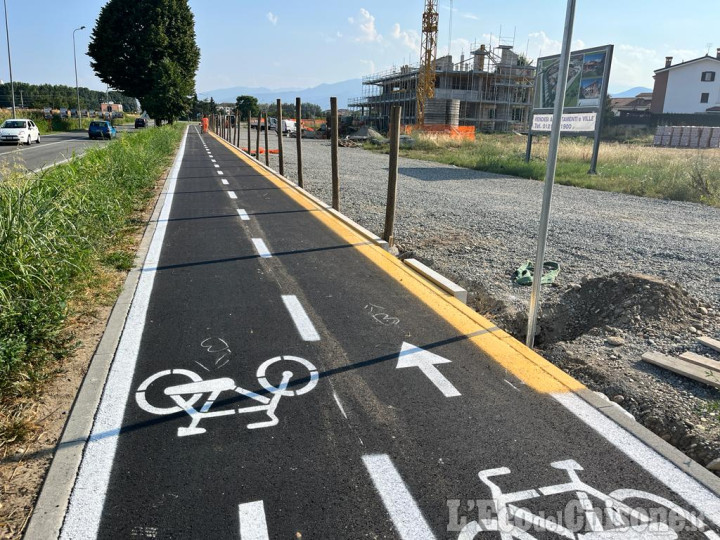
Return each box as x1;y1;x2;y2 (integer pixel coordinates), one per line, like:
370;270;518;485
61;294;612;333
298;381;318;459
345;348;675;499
242;127;720;471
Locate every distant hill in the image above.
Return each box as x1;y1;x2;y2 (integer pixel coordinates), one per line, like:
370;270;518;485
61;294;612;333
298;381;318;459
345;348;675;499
611;87;652;98
202;79;363;109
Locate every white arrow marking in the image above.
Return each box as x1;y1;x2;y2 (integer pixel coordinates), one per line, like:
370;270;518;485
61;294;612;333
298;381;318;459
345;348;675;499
396;342;461;397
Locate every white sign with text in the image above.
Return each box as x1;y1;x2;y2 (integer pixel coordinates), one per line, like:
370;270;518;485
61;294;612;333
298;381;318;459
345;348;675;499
532;112;597;133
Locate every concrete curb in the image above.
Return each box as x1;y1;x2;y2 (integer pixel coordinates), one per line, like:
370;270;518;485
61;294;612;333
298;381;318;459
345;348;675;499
403;258;468;303
23;137;183;540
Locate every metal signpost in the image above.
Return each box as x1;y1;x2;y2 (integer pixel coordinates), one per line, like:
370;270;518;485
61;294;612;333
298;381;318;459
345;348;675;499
525;0;577;348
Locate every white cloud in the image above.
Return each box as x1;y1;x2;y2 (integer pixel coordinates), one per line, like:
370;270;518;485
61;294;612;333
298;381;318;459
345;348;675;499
360;59;376;74
350;9;382;43
527;31;585;59
461;12;480;21
267;12;278;25
390;23;420;53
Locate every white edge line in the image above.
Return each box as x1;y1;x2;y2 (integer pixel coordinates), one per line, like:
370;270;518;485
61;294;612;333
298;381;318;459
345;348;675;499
362;454;436;540
553;392;720;527
252;238;272;259
59;127;189;539
237;209;250;221
281;295;320;342
238;500;269;540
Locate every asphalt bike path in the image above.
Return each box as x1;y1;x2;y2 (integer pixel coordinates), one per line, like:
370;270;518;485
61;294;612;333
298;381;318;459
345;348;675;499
54;126;720;539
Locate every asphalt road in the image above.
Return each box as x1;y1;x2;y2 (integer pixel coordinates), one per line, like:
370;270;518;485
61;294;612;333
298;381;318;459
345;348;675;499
48;127;720;539
0;124;134;176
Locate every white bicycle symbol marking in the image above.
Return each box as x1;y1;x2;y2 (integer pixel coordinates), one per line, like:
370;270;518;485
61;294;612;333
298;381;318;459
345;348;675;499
135;356;318;437
458;459;719;539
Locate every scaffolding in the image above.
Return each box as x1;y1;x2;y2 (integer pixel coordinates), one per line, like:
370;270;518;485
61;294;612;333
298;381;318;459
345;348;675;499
349;39;536;133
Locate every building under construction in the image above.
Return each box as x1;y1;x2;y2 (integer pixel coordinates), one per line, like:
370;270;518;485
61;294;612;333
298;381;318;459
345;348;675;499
349;43;535;133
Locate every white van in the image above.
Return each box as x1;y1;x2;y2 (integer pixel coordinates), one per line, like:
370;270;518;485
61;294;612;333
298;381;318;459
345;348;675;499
279;119;296;135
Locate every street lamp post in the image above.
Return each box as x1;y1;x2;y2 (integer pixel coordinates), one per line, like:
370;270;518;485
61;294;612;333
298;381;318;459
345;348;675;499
3;0;15;118
73;26;86;130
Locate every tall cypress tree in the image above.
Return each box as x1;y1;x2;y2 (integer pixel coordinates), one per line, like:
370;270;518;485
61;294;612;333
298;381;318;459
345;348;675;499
88;0;200;124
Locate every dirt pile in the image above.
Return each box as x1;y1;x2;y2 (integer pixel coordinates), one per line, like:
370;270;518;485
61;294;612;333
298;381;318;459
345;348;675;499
539;273;705;345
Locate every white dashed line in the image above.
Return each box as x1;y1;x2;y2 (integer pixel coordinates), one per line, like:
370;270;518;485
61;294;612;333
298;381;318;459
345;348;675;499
362;454;436;540
211;159;217;163
227;191;237;199
238;501;269;540
281;295;320;342
214;164;220;168
217;171;224;175
333;391;348;419
221;179;229;185
237;209;250;221
252;238;272;259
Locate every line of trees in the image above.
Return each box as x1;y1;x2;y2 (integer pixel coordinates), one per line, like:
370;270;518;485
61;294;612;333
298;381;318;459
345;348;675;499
0;82;137;112
230;95;324;119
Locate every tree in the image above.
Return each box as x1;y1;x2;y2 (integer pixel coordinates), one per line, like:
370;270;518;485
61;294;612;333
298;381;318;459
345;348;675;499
87;0;200;124
235;95;259;120
210;97;217;114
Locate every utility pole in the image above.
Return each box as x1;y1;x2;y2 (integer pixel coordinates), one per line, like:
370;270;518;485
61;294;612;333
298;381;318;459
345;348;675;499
73;26;86;130
3;0;15;118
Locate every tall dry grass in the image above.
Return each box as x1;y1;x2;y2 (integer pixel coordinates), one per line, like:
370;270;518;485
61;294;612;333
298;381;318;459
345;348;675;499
402;133;720;206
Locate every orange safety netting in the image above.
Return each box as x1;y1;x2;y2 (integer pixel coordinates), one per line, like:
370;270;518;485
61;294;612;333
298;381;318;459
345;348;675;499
241;148;280;155
404;124;475;140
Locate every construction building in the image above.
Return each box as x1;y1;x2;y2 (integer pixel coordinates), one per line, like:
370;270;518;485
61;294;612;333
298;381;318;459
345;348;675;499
349;42;536;133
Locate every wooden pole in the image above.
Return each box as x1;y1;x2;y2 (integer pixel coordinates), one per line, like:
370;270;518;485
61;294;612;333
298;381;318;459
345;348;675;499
234;108;239;146
276;98;284;176
255;113;261;161
330;96;339;210
383;106;401;246
247;112;251;155
264;111;270;166
296;97;303;188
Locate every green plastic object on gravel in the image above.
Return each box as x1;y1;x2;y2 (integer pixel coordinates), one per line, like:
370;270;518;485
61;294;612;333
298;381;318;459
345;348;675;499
513;260;560;285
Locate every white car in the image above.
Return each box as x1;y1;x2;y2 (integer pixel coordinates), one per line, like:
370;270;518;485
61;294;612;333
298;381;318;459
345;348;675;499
0;118;40;144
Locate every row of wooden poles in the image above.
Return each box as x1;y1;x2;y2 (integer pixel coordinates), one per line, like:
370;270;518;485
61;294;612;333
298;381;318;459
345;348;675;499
209;98;402;247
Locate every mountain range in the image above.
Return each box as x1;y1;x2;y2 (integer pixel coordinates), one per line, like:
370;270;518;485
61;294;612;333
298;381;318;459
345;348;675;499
201;79;363;109
202;79;653;109
610;86;652;98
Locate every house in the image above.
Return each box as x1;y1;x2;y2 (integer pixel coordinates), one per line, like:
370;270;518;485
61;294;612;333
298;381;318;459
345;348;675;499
651;49;720;114
610;92;653;117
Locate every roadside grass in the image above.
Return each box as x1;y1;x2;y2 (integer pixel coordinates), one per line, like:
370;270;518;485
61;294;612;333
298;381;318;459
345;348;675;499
0;125;183;445
373;133;720;207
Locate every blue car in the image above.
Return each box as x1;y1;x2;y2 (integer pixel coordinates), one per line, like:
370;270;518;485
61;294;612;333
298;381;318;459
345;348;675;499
88;120;117;140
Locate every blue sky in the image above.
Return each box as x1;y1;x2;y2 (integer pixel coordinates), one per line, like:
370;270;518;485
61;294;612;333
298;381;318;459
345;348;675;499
3;1;718;96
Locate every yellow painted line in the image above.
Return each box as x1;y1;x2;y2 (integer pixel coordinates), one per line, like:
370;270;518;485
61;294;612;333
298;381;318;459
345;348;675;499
211;133;583;394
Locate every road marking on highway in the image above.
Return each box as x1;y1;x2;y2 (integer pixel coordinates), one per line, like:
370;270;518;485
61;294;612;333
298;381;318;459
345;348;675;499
228;191;238;199
281;295;320;341
60;128;189;539
362;454;436;540
252;238;272;259
553;392;720;528
237;209;250;220
396;342;461;398
221;179;229;185
238;501;270;540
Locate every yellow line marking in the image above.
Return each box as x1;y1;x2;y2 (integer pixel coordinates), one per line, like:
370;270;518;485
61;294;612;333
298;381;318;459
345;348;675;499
210;132;583;394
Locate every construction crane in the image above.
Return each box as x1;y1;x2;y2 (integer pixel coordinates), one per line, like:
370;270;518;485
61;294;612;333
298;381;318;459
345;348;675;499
417;0;439;127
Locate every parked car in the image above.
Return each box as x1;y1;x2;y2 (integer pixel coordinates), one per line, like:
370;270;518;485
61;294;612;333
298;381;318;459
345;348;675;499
135;117;147;128
0;119;40;144
88;120;117;140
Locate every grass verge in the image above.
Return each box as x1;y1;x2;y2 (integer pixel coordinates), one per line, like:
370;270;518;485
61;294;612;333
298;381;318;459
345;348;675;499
0;125;183;445
372;133;720;207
